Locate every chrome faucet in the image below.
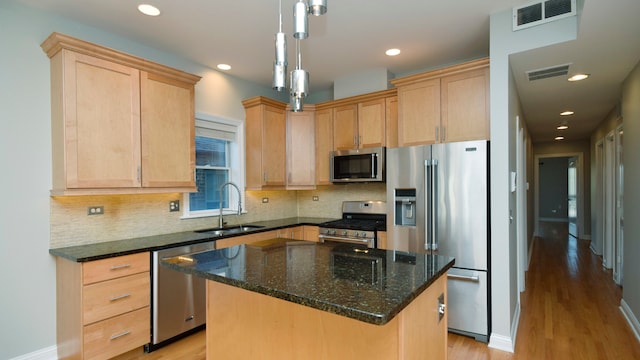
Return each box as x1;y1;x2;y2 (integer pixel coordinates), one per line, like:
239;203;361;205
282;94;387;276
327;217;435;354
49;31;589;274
219;181;242;228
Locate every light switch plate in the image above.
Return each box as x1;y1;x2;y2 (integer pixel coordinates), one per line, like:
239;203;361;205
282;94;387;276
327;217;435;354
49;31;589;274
169;200;180;212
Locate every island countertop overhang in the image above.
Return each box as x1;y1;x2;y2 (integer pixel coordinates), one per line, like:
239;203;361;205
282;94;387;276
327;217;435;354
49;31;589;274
161;238;454;325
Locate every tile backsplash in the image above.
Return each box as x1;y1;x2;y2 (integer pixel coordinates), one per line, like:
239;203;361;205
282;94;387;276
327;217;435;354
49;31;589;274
50;183;385;248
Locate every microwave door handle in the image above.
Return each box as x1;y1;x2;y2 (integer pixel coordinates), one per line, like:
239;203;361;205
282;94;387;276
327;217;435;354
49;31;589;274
372;154;376;176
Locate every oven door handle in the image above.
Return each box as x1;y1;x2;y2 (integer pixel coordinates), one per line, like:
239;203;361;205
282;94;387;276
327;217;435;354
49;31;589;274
318;234;373;245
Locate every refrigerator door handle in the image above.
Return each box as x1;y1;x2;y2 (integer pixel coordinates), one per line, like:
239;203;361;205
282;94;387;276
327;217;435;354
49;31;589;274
448;274;481;282
424;159;432;250
432;159;438;251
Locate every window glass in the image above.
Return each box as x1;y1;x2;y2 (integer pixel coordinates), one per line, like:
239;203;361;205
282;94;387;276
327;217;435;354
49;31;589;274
190;137;229;212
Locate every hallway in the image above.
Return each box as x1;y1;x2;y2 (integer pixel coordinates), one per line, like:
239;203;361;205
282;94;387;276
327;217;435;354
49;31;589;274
449;221;640;359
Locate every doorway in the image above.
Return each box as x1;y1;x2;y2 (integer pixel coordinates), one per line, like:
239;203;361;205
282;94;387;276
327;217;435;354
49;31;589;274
534;152;584;239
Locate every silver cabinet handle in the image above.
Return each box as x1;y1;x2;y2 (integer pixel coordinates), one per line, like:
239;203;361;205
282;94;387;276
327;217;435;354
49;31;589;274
110;264;131;271
110;330;131;340
447;274;480;282
438;293;445;322
110;294;131;302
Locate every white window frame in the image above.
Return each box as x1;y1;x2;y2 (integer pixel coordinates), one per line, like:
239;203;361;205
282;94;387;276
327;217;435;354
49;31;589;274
182;112;245;219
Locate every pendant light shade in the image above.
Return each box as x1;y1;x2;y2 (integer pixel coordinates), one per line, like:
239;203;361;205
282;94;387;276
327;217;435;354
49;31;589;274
272;32;287;91
273;63;287;91
309;0;327;16
291;94;304;112
290;69;309;98
293;0;308;39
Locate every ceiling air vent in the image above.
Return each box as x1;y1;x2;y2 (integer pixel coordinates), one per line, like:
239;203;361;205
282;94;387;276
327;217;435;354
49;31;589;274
526;63;571;81
513;0;576;31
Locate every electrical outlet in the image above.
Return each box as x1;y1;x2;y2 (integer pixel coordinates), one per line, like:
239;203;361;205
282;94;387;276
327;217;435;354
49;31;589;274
312;196;319;201
87;206;104;215
262;197;269;203
169;200;180;212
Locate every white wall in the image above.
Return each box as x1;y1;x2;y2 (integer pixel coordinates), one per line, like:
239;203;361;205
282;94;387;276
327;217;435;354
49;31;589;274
0;2;281;358
488;7;579;351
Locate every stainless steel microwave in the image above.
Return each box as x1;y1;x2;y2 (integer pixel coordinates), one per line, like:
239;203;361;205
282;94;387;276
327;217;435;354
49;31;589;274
330;147;385;183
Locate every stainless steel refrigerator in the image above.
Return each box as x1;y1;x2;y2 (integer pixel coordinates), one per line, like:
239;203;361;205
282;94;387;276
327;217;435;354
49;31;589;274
386;140;489;342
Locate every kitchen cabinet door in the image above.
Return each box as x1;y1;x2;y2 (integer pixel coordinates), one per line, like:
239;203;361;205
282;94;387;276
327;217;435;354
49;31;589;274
333;104;358;150
385;96;398;148
244;97;287;190
357;98;386;149
56;50;142;189
287;109;315;189
440;67;490;142
314;107;334;185
42;33;201;195
396;78;440;146
141;71;195;188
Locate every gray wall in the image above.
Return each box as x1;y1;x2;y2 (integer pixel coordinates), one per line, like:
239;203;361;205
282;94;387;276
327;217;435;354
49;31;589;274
622;59;640;334
0;2;279;358
538;157;569;219
489;6;579;350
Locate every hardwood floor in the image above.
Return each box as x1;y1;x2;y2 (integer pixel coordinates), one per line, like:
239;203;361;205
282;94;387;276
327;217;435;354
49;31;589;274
449;221;640;360
115;221;640;359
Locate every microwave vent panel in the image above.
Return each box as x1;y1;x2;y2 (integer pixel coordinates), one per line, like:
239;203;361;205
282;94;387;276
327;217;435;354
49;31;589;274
513;0;576;31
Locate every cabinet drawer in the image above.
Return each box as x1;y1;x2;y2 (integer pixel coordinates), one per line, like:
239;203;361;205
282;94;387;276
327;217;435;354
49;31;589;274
83;272;150;325
83;252;149;285
83;307;150;360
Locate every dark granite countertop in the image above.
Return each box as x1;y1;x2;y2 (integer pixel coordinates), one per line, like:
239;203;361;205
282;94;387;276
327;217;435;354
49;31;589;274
161;238;454;325
49;217;335;262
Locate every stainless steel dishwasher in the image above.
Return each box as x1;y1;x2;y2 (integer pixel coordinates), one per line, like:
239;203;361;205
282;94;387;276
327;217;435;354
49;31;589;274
147;241;216;351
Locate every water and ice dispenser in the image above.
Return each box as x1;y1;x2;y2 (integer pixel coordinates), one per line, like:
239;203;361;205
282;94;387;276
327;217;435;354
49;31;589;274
394;189;416;226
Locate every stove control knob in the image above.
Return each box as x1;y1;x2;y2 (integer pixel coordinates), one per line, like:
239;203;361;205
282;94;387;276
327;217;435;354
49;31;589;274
330;230;337;235
341;230;348;236
353;232;360;237
324;229;330;235
360;232;366;238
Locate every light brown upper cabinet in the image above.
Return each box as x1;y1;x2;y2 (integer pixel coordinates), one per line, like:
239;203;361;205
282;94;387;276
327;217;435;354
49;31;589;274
41;32;200;196
385;96;399;149
286;106;316;189
314;107;334;185
243;97;287;190
392;58;489;146
332;96;387;150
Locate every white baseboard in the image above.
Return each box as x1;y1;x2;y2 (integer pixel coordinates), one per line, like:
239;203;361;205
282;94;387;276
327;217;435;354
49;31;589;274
620;299;640;344
489;333;515;353
8;346;57;360
488;299;520;353
539;217;568;222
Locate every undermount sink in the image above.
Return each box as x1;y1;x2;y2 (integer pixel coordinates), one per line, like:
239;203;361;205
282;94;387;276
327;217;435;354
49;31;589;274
194;225;265;236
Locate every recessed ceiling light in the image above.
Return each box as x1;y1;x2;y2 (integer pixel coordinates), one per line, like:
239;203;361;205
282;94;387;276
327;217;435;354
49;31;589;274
138;4;161;16
568;74;589;82
555;136;565;141
217;64;231;71
560;111;574;116
557;124;569;130
385;48;401;56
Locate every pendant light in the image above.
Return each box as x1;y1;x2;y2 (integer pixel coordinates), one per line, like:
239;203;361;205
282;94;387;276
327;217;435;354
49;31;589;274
308;0;327;16
290;38;309;112
272;0;287;91
293;0;308;39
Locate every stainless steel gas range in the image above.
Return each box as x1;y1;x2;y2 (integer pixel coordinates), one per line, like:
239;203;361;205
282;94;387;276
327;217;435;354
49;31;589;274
318;201;386;248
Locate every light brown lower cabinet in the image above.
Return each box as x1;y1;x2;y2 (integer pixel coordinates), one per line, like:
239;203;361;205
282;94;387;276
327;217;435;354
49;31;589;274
205;272;447;359
56;252;150;360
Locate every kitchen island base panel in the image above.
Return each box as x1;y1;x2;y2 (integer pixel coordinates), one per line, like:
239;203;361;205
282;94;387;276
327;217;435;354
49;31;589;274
205;276;447;360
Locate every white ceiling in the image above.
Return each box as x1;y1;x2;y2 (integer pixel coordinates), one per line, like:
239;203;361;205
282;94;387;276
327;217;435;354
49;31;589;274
14;0;640;143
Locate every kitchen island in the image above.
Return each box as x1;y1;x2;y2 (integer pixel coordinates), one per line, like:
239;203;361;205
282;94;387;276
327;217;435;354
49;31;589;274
162;238;454;360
